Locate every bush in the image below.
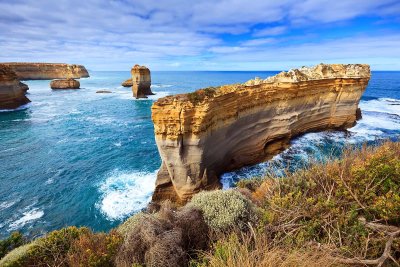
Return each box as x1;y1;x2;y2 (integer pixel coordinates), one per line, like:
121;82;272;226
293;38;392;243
115;204;209;267
68;230;122;267
254;141;400;261
0;242;36;267
0;232;25;259
116;212;150;238
187;87;218;104
188;189;257;232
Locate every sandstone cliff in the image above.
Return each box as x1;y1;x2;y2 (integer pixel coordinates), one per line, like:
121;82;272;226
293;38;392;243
131;65;153;98
0;63;89;80
151;63;371;203
0;65;30;109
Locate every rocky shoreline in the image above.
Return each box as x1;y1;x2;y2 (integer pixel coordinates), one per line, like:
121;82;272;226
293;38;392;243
151;63;371;203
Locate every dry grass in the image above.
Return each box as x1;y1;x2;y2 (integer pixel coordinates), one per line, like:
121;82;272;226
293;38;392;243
195;231;340;267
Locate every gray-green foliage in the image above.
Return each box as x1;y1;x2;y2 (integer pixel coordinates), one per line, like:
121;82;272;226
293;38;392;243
188;189;257;231
116;212;150;238
0;242;36;267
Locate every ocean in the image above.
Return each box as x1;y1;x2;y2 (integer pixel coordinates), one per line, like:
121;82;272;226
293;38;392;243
0;71;399;239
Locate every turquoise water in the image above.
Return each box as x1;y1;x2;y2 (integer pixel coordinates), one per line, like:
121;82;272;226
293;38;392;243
1;71;400;239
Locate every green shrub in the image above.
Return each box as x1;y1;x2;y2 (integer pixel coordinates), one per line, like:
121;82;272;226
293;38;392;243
0;242;36;267
188;189;257;232
67;230;122;267
187;87;218;104
0;232;25;259
116;212;150;238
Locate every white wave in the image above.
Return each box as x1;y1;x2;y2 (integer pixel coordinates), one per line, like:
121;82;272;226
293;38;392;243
359;98;400;116
97;170;157;220
116;90;171;100
0;103;31;112
151;84;173;88
9;208;44;230
0;200;17;211
114;141;122;147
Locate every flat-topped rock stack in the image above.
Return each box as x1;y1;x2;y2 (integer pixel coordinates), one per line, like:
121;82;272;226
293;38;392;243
151;63;371;204
131;65;153;98
0;65;30;109
50;78;80;89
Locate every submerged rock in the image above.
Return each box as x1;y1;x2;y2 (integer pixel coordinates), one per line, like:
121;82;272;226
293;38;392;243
0;62;89;80
131;65;153;98
50;78;80;89
151;63;371;204
0;65;30;109
121;79;132;87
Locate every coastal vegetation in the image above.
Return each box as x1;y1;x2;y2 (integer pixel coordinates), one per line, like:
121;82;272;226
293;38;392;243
1;140;399;266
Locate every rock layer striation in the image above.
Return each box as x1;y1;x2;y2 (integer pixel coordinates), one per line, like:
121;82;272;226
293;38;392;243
0;65;30;109
0;63;89;80
151;64;371;203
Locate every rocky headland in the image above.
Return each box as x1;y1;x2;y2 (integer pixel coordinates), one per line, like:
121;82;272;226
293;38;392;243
0;63;89;80
151;63;371;203
131;65;153;98
0;65;30;109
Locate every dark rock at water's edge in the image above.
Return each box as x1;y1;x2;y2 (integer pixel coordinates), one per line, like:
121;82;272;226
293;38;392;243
0;65;30;109
131;64;154;98
50;79;80;89
0;62;89;80
121;79;132;87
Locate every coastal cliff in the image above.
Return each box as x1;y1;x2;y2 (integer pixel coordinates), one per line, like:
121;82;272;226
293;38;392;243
0;65;30;109
0;63;89;80
151;63;371;203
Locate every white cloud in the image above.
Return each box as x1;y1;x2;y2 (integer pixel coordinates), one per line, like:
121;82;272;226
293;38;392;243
0;0;399;70
253;26;287;37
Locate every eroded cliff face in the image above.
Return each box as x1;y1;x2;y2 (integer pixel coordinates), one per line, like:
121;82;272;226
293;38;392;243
151;64;371;203
0;65;30;109
0;63;89;80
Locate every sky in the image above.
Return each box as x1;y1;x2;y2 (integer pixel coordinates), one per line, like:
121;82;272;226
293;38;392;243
0;0;400;71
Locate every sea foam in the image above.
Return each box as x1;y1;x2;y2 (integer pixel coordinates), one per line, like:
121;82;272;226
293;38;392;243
9;208;44;230
97;170;156;220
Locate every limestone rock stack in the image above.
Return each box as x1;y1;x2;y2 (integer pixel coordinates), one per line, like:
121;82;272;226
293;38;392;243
151;63;371;204
131;65;153;98
0;65;30;109
50;78;80;89
0;63;89;80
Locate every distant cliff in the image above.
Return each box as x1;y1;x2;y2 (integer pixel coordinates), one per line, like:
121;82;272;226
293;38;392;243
151;63;371;203
0;65;30;109
0;63;89;80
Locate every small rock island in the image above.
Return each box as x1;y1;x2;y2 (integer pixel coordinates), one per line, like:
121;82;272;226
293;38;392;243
151;63;371;203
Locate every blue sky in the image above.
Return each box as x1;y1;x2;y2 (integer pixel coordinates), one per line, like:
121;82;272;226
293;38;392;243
0;0;399;70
